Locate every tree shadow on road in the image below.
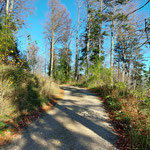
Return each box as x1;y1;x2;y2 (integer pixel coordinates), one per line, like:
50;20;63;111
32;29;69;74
61;86;98;98
2;86;118;150
3;112;109;150
55;103;118;145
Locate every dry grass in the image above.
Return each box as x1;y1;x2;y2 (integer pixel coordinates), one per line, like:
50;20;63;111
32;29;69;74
38;76;60;98
0;66;62;146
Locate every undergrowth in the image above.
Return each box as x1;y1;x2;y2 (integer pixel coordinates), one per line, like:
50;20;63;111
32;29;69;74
0;65;60;137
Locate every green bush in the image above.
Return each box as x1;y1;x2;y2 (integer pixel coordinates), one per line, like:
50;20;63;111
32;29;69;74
88;61;111;88
107;97;121;111
114;82;127;92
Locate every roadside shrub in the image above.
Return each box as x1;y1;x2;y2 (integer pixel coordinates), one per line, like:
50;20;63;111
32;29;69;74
114;82;127;91
0;65;60;125
107;97;121;111
81;79;150;149
88;62;111;88
38;76;60;99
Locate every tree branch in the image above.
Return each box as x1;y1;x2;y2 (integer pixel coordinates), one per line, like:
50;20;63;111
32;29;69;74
127;0;150;17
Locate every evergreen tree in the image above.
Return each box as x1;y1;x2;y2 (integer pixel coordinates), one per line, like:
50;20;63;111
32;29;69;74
56;48;72;82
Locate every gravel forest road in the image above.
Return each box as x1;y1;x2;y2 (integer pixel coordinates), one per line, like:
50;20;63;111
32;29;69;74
1;86;118;150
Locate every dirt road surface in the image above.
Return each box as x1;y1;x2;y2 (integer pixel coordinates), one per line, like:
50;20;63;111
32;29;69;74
1;86;118;150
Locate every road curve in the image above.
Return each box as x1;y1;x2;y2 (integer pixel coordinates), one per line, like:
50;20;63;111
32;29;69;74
1;86;118;150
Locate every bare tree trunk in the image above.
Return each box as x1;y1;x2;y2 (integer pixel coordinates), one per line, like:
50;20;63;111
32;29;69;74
6;0;10;15
45;47;47;76
67;49;69;80
50;30;54;78
99;0;103;58
10;0;14;14
75;2;80;80
122;53;126;82
132;65;136;90
86;30;90;76
118;61;120;82
86;0;90;76
128;61;131;89
110;19;114;86
49;2;55;79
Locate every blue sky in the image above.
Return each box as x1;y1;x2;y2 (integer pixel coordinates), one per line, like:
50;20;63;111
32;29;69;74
18;0;77;63
18;0;150;70
18;0;77;48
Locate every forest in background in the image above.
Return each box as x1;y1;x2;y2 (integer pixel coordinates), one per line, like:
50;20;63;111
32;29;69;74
0;0;150;149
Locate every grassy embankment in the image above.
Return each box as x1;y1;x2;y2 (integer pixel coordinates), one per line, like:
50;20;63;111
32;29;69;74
0;65;62;145
74;80;150;150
